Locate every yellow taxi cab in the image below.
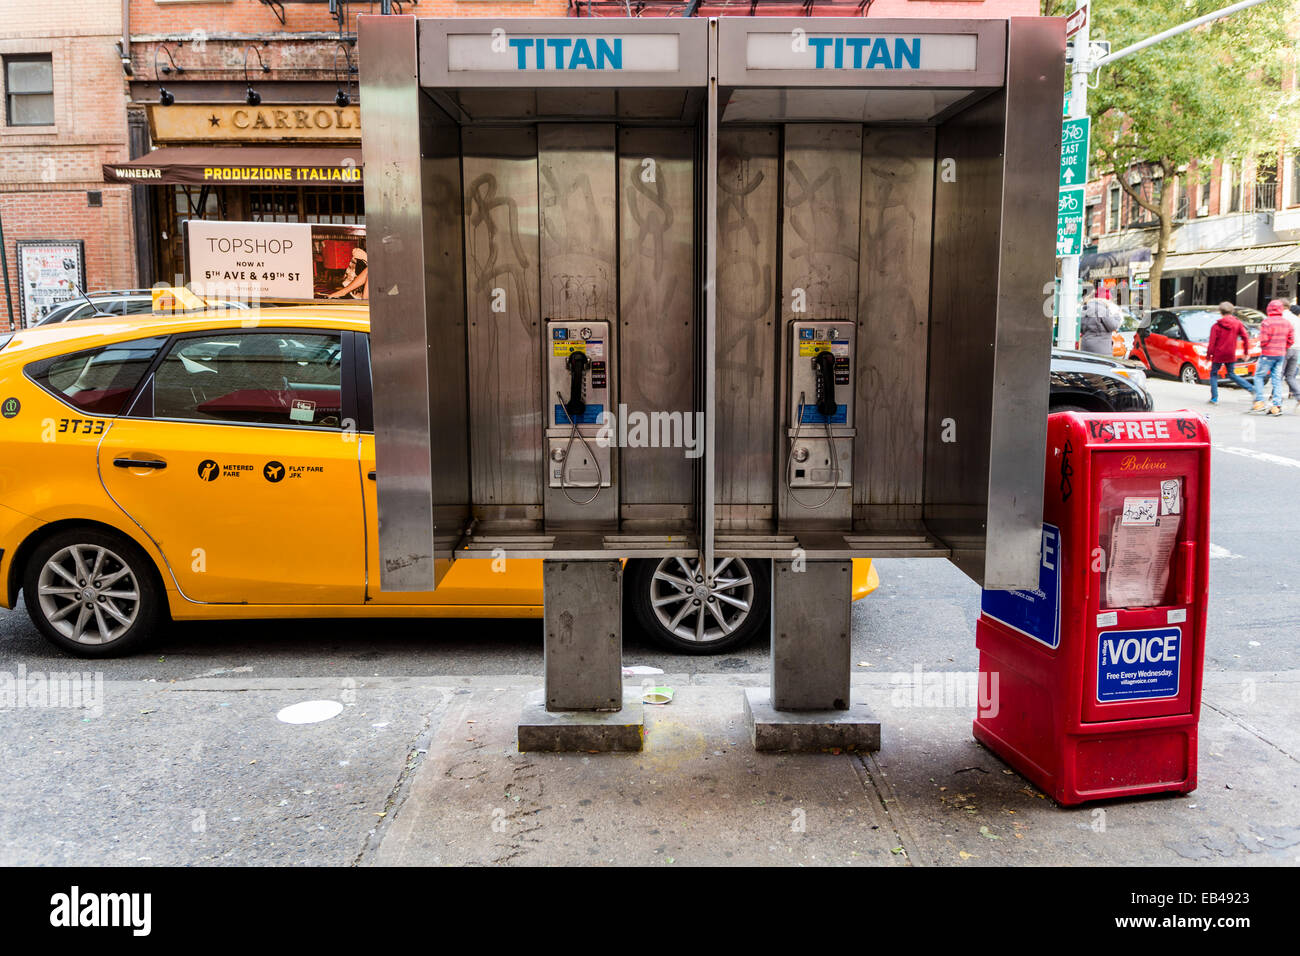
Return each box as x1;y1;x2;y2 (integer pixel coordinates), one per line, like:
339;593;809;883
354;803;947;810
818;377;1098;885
0;306;877;658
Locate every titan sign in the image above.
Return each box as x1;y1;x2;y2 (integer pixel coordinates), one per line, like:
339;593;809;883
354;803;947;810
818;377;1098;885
744;33;979;71
448;34;680;72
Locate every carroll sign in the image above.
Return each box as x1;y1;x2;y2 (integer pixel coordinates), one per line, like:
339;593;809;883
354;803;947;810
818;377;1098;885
149;104;362;143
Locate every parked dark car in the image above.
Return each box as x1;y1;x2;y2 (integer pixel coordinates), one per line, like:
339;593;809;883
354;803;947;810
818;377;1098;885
1050;348;1154;413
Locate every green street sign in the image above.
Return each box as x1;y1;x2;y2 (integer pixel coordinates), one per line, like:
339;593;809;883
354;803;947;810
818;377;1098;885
1057;187;1085;257
1060;116;1089;187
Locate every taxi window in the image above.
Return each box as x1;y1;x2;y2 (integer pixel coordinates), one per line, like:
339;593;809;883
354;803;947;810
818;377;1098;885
26;337;168;415
152;331;343;429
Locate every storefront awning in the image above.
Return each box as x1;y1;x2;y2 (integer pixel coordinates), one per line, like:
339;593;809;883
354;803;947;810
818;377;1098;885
1199;243;1300;276
103;146;362;186
1159;250;1223;276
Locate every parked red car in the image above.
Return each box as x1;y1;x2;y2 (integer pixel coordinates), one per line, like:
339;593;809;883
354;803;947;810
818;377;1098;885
1128;306;1262;384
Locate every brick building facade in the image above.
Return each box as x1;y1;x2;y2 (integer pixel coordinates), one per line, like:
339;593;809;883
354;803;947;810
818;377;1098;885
2;0;1038;328
1085;151;1300;312
0;2;134;330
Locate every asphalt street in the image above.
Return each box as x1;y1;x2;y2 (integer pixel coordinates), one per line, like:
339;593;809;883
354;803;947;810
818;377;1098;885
1;376;1293;678
0;375;1296;865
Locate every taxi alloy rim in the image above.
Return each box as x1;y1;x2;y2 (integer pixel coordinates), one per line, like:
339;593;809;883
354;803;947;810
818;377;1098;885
650;555;754;643
37;544;141;645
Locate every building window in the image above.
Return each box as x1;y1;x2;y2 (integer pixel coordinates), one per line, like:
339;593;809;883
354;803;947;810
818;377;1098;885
155;185;225;287
1292;150;1300;207
4;54;54;127
1255;155;1278;210
1200;171;1212;213
1122;173;1158;228
301;187;363;225
1226;164;1241;212
248;186;300;223
249;186;363;225
1108;185;1121;232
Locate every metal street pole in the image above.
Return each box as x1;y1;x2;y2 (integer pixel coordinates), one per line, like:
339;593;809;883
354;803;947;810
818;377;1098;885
1093;0;1275;68
1056;0;1089;350
1054;0;1278;349
0;210;13;330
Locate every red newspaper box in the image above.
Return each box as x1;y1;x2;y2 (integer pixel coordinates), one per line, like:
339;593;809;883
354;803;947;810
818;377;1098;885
974;411;1210;805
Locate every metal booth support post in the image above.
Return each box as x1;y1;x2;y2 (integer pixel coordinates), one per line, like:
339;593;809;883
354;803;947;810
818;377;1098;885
518;559;643;753
743;559;880;752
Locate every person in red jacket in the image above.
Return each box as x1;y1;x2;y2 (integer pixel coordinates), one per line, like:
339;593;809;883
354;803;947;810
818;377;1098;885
1253;298;1297;415
1206;301;1252;404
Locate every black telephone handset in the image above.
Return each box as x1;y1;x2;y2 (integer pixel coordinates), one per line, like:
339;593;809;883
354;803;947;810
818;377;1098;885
564;350;590;419
813;350;837;419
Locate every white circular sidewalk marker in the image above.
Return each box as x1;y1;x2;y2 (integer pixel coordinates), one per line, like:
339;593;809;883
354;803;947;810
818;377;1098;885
277;700;344;724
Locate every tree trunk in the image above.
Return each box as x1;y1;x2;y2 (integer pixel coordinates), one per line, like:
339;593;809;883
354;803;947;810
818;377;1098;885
1116;159;1174;311
1148;161;1176;310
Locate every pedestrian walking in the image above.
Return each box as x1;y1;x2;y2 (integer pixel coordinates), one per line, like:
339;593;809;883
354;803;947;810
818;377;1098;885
1252;298;1295;416
1206;301;1253;404
1078;296;1121;356
1284;302;1300;412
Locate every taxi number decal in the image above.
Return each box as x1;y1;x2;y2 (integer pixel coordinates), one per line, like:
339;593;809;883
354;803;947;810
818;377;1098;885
58;418;106;435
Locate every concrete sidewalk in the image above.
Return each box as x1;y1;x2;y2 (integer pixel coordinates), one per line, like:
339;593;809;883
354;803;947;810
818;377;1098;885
1;671;1295;866
372;671;1300;866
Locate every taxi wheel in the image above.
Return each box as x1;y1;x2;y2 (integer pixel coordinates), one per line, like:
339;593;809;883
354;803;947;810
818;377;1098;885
23;528;164;658
627;556;769;655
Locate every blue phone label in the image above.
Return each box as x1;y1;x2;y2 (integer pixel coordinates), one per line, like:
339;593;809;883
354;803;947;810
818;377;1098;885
800;404;848;425
554;403;604;426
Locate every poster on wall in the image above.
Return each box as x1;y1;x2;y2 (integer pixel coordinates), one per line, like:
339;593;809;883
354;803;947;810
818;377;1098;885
16;240;86;327
184;220;367;301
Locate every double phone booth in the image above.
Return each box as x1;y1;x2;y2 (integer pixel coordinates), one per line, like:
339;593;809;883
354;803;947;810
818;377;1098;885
357;12;1212;799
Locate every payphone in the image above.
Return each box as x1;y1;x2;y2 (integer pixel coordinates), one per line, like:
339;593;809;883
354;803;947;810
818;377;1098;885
785;320;855;502
545;319;613;501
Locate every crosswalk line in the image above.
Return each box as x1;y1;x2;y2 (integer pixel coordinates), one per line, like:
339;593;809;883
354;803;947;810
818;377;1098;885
1212;444;1300;470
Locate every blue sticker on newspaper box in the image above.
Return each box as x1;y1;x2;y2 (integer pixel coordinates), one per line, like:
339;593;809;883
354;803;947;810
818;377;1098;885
980;523;1061;649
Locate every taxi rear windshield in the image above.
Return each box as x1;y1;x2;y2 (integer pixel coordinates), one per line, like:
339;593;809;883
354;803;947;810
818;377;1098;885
25;337;168;416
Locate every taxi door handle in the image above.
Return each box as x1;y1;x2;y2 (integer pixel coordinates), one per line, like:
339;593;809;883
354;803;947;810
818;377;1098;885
367;470;376;481
113;458;167;470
